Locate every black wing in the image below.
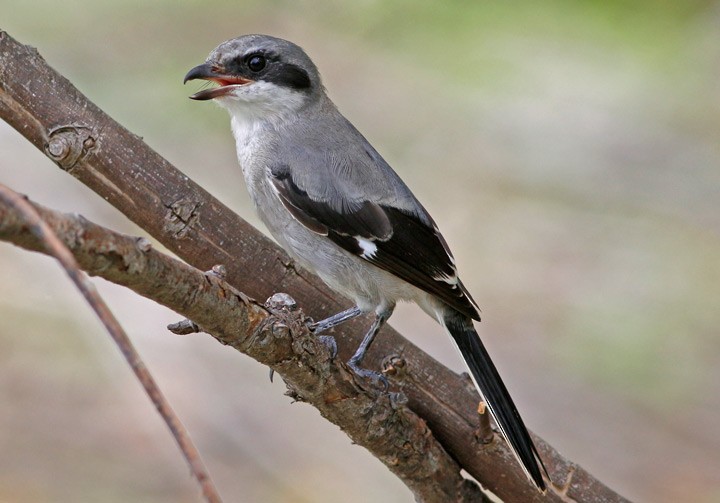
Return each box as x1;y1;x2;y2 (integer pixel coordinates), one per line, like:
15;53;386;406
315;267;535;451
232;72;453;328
270;166;480;320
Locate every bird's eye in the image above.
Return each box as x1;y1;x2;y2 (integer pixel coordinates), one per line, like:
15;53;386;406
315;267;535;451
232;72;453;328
246;54;266;72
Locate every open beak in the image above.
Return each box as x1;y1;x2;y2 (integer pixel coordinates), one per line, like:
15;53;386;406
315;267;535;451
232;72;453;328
183;63;254;100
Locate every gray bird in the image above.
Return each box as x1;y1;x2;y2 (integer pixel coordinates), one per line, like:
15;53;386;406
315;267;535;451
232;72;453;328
184;34;547;491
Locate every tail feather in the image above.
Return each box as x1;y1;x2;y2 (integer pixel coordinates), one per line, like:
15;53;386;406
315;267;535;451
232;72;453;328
443;312;547;491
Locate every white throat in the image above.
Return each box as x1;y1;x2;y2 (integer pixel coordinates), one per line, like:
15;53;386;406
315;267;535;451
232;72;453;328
218;81;308;169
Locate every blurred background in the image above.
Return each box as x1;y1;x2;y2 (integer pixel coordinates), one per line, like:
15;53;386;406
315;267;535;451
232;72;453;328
1;1;719;501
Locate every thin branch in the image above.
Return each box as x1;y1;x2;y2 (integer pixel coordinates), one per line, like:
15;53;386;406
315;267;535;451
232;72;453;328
0;184;223;503
0;189;489;503
0;29;630;502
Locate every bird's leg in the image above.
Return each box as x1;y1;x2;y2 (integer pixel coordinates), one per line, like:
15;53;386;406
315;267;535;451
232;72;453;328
347;309;392;389
310;306;363;334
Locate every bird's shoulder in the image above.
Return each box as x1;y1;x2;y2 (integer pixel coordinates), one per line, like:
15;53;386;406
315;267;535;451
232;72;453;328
273;103;423;218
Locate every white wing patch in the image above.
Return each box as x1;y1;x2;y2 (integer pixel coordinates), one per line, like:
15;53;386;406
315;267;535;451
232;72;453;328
433;271;459;285
355;237;378;259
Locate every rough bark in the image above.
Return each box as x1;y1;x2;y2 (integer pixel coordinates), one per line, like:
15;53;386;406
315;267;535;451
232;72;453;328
0;193;488;503
0;30;629;502
0;185;223;503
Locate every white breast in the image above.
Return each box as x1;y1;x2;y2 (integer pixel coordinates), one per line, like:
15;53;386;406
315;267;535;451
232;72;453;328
230;115;265;172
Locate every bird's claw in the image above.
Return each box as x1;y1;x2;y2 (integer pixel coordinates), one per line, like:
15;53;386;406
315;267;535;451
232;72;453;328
317;335;338;358
348;362;389;391
307;318;330;335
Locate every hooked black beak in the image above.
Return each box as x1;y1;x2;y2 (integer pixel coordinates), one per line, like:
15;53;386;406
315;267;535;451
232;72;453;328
184;63;217;85
184;63;254;100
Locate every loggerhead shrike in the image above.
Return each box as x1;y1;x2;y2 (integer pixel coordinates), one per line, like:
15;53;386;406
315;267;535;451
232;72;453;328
185;34;547;491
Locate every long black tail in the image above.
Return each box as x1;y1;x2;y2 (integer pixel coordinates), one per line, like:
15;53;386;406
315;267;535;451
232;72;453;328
443;311;547;491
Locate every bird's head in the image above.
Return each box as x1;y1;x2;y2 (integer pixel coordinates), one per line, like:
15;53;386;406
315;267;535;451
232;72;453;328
184;34;323;121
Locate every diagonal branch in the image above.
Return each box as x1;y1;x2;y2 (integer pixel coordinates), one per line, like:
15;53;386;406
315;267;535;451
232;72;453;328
0;184;224;503
0;29;629;502
0;187;489;503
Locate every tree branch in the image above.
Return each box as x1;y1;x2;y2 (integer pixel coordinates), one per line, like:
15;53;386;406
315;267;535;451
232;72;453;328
0;184;223;503
0;29;629;502
0;189;488;503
